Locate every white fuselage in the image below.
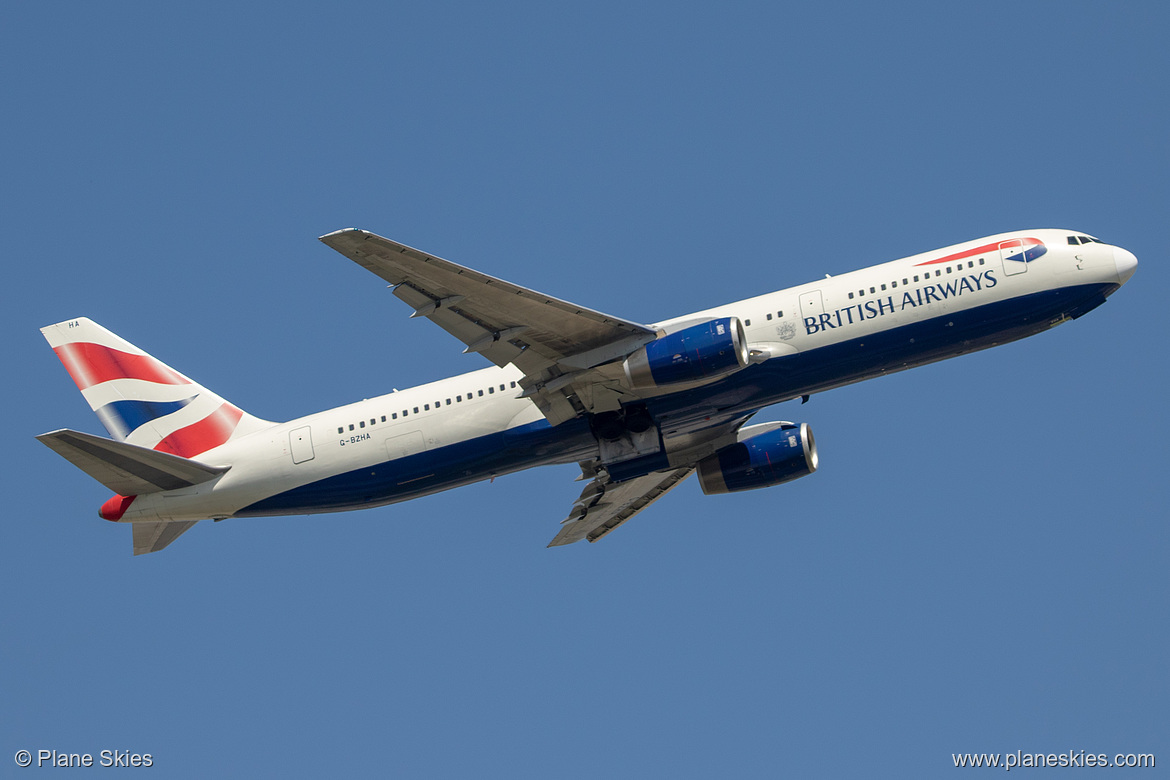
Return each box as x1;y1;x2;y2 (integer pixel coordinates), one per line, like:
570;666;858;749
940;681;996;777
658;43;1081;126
114;229;1135;524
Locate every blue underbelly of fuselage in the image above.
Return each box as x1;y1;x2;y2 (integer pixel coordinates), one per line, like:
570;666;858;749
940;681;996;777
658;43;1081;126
236;281;1117;517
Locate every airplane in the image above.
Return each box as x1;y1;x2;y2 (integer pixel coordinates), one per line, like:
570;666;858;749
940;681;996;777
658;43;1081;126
37;228;1137;555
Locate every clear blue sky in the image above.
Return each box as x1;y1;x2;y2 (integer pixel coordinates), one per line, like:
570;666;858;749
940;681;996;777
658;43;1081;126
3;3;1167;777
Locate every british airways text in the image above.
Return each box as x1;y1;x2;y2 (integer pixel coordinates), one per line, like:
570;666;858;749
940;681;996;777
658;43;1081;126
804;270;998;335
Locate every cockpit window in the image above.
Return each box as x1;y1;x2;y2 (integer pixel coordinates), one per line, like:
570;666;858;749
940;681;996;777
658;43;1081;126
1068;236;1080;245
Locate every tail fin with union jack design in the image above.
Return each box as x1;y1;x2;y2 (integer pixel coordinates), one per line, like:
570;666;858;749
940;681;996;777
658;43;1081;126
41;317;272;458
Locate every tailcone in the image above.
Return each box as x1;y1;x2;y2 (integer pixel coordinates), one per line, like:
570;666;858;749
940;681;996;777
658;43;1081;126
100;494;136;521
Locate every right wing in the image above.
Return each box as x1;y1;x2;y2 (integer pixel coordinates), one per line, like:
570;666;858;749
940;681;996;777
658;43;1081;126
546;417;800;547
548;467;695;547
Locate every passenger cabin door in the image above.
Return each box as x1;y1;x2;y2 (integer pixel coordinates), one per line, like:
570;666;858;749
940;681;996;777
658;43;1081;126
999;239;1029;276
290;426;314;464
799;290;824;327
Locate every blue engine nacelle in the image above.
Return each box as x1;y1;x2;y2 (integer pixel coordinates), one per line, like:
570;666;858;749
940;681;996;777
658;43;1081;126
623;317;748;390
697;423;818;495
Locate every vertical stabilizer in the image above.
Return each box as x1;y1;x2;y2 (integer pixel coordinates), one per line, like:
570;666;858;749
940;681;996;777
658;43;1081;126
41;318;272;458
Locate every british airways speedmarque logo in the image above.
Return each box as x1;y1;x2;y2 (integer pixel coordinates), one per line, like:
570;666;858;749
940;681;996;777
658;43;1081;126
915;237;1047;267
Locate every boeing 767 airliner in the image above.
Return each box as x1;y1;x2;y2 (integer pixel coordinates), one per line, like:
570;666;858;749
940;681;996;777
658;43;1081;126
38;228;1137;554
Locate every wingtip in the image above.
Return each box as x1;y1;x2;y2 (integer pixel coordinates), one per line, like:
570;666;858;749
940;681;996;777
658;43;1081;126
318;227;366;242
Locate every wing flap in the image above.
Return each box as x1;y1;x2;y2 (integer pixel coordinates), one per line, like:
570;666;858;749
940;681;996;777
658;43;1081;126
36;429;228;495
548;467;694;547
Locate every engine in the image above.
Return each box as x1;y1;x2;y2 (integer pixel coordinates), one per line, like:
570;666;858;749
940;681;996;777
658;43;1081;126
623;317;748;390
697;423;818;495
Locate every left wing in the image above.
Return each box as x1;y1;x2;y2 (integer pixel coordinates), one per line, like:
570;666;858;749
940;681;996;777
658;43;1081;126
548;467;695;547
320;229;658;423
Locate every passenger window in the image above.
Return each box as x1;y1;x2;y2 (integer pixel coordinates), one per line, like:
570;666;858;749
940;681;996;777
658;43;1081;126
869;287;875;293
979;258;985;265
777;310;783;317
745;319;751;326
488;387;495;394
848;292;854;300
935;270;941;277
478;390;484;397
766;313;773;320
967;261;974;268
359;421;365;428
903;278;908;285
913;275;919;282
380;416;386;422
499;384;505;391
370;419;375;426
349;424;354;431
946;267;952;274
456;395;462;402
511;382;517;388
881;284;887;291
413;407;419;414
337;427;343;434
446;399;451;406
392;413;397;420
424;404;430;411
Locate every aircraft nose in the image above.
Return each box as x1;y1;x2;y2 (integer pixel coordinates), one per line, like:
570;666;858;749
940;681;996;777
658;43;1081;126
1113;246;1138;285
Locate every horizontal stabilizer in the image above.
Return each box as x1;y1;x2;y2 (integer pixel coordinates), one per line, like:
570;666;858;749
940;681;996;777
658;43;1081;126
133;520;199;555
36;429;228;495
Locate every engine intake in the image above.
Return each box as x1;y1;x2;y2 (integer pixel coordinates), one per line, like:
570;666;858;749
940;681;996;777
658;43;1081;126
697;423;818;495
624;317;748;390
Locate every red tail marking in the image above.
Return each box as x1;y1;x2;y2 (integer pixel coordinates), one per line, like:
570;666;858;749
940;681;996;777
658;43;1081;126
153;403;244;458
53;343;187;391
